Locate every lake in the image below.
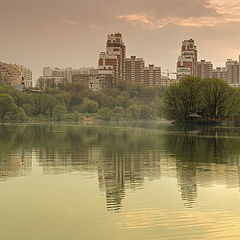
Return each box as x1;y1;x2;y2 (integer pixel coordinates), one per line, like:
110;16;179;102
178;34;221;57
0;122;240;240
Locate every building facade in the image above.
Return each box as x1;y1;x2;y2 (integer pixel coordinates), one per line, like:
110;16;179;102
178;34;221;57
159;77;179;87
12;64;32;88
0;61;23;89
177;39;197;79
42;67;98;83
225;59;240;85
196;60;213;79
144;64;161;86
98;52;118;79
212;67;227;82
37;76;65;90
125;56;144;84
106;33;126;81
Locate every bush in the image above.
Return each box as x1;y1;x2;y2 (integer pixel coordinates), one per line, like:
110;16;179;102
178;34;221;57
98;107;112;120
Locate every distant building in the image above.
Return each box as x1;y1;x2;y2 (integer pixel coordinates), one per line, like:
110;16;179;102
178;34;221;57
177;39;197;79
42;66;98;83
159;77;179;87
0;61;23;89
98;33;126;82
196;60;213;79
225;59;240;85
106;33;126;81
89;77;102;91
212;67;227;82
144;64;161;86
98;52;118;79
126;56;145;84
36;76;65;90
12;64;32;88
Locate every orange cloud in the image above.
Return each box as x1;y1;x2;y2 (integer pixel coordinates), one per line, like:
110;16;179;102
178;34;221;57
119;0;240;28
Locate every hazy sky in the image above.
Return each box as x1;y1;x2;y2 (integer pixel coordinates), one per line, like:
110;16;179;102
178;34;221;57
1;0;240;81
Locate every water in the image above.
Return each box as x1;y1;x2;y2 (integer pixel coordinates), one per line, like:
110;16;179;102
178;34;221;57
1;122;240;240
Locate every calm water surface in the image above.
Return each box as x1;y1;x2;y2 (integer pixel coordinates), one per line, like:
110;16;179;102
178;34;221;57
1;122;240;240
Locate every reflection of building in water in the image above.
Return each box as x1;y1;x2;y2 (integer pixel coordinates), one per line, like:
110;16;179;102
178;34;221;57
97;151;162;212
176;161;197;208
175;156;240;208
0;149;32;182
38;147;101;175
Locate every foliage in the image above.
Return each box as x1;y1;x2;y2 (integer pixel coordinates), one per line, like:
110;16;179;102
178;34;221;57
98;107;112;120
0;94;17;120
162;77;240;122
53;105;67;121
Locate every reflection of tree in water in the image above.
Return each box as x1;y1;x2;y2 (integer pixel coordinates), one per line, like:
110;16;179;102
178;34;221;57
163;126;240;207
0;124;163;212
1;124;240;210
0;125;32;181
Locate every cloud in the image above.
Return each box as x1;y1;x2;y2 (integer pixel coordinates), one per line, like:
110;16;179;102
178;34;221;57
89;24;103;30
118;0;240;28
60;19;78;26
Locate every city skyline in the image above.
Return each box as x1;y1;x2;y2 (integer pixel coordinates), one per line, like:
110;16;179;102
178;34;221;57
1;0;240;82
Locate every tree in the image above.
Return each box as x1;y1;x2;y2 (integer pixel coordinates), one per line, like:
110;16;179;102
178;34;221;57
162;77;202;121
33;94;57;115
98;107;112;120
162;77;240;122
53;105;67;121
201;78;238;119
0;94;17;120
13;107;27;121
79;98;98;113
73;111;82;122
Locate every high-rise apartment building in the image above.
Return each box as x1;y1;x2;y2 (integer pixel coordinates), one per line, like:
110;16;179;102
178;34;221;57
126;56;144;84
144;64;161;86
225;59;240;85
177;39;197;79
98;52;118;79
212;67;227;82
196;60;213;79
106;33;126;81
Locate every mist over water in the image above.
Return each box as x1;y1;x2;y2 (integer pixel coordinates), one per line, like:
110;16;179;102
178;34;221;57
1;122;240;240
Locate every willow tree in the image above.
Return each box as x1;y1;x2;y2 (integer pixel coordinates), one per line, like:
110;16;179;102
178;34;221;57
201;78;239;119
162;77;202;121
162;77;240;122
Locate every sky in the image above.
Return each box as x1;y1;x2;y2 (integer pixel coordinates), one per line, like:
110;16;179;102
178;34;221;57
1;0;240;81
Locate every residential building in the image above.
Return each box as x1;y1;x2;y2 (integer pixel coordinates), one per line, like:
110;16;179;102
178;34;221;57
42;67;98;83
12;64;32;88
225;59;240;85
177;39;197;79
106;33;126;81
0;61;23;89
212;67;227;82
144;64;161;86
196;60;213;79
36;76;65;90
126;56;145;84
159;77;179;87
89;77;102;91
98;52;118;79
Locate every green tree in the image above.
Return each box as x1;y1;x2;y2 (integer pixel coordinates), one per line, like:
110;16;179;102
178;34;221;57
98;107;112;120
162;77;202;121
79;98;98;113
0;94;17;120
53;105;67;121
201;78;238;119
73;111;82;122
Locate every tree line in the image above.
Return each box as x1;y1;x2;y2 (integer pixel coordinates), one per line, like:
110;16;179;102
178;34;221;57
0;82;165;122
